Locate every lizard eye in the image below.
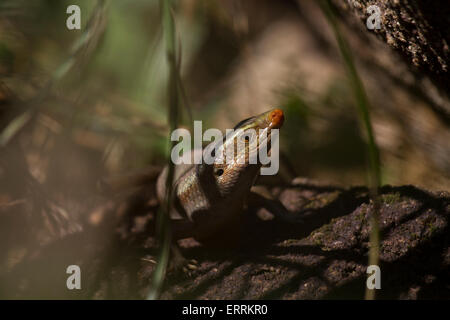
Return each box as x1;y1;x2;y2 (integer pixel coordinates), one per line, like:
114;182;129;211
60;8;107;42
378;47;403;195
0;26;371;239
215;169;224;176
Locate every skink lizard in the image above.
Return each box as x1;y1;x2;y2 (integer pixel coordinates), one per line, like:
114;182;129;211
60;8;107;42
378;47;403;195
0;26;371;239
99;109;296;244
156;108;286;242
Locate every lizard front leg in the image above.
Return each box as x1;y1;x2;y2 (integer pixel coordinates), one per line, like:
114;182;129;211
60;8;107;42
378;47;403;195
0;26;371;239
166;219;199;274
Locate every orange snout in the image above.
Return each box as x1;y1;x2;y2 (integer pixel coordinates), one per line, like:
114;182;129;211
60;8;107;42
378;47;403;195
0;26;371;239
269;108;284;129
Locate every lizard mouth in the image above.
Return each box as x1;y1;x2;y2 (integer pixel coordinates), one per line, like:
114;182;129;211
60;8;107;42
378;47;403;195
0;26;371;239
212;108;284;165
244;108;283;158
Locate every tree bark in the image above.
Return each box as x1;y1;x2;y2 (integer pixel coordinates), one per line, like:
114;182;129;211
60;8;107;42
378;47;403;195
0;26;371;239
328;0;450;120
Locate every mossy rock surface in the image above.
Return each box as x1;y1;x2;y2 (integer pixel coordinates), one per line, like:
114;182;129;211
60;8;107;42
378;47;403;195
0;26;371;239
1;179;448;299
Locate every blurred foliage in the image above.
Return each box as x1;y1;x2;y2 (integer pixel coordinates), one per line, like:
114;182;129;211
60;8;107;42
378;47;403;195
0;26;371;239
281;82;367;174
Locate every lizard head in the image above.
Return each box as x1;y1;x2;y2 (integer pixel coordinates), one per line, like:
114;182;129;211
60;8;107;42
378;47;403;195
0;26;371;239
201;108;284;197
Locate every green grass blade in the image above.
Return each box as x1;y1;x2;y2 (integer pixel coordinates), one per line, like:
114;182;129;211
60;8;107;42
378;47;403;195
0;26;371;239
319;0;381;300
147;0;180;300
